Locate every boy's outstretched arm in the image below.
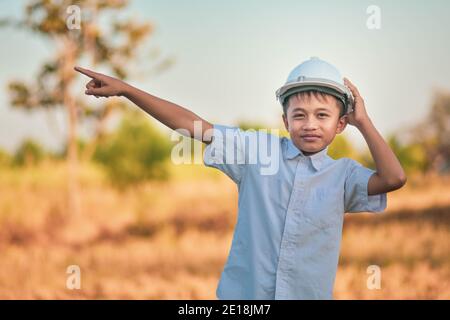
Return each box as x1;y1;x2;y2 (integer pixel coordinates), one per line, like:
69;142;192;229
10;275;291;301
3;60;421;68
344;78;407;196
74;66;213;144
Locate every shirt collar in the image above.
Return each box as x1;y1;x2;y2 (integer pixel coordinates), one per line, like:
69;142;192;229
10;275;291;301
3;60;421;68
284;138;329;171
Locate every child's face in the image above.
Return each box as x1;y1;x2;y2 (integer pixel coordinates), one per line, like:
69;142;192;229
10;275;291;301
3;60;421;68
282;94;347;156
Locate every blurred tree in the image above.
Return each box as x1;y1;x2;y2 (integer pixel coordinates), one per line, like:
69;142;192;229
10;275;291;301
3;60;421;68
1;0;173;215
93;109;172;190
358;148;376;171
13;138;46;167
386;135;427;175
57;137;88;160
358;133;430;174
328;134;358;160
425;90;450;173
237;121;290;137
407;90;450;173
237;121;268;131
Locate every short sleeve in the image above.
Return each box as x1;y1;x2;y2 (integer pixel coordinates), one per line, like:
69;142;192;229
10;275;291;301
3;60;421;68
344;159;387;213
203;124;255;184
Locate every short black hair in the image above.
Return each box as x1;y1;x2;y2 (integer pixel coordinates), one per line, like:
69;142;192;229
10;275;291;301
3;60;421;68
282;90;345;118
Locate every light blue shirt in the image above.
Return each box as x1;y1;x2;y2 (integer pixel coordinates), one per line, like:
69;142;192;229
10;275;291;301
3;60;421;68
203;124;387;300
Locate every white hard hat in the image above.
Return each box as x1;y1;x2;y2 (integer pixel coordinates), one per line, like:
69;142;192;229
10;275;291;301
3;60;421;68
276;57;354;114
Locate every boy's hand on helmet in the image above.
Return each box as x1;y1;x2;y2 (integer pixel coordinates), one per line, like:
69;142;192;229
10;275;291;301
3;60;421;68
74;66;127;98
343;77;370;127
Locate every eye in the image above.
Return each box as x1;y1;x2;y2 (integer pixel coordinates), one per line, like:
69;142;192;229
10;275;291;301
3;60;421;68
293;114;305;118
318;113;329;118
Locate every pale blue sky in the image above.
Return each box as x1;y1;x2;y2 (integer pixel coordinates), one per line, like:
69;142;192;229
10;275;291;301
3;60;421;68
1;0;449;153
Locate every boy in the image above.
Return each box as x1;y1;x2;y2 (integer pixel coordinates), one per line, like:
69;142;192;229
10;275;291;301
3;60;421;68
74;57;406;300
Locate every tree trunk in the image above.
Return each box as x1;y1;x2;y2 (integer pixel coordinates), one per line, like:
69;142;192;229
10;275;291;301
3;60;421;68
61;36;80;216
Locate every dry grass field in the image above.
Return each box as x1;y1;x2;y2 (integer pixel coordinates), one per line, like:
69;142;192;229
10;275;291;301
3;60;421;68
0;160;449;299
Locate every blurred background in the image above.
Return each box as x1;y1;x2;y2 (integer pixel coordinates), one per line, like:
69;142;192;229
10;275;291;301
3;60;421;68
0;0;449;299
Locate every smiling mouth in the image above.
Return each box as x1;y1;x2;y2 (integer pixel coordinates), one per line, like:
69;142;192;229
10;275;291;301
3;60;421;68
301;135;321;142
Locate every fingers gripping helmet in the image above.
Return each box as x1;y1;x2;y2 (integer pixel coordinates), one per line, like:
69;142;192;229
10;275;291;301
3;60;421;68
276;57;354;115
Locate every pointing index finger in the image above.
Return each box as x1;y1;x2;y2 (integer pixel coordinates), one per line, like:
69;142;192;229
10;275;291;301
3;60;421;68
74;66;102;79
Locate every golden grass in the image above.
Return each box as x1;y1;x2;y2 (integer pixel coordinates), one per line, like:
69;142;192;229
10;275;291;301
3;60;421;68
0;161;449;299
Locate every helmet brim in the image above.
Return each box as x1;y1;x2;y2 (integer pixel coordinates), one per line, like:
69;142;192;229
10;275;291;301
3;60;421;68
276;78;354;114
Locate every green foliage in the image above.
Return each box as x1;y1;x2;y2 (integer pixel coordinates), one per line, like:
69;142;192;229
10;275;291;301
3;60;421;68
387;135;428;174
236;121;290;137
357;134;430;173
0;148;12;167
404;90;450;174
93;110;172;189
53;138;88;160
2;0;173;174
237;121;268;131
13;139;46;167
358;148;376;170
328;134;357;160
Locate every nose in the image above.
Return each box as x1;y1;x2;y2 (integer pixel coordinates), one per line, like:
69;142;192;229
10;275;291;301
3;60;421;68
302;118;319;130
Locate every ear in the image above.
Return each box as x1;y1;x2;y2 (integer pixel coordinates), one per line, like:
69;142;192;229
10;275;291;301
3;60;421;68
282;113;289;131
336;115;347;134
